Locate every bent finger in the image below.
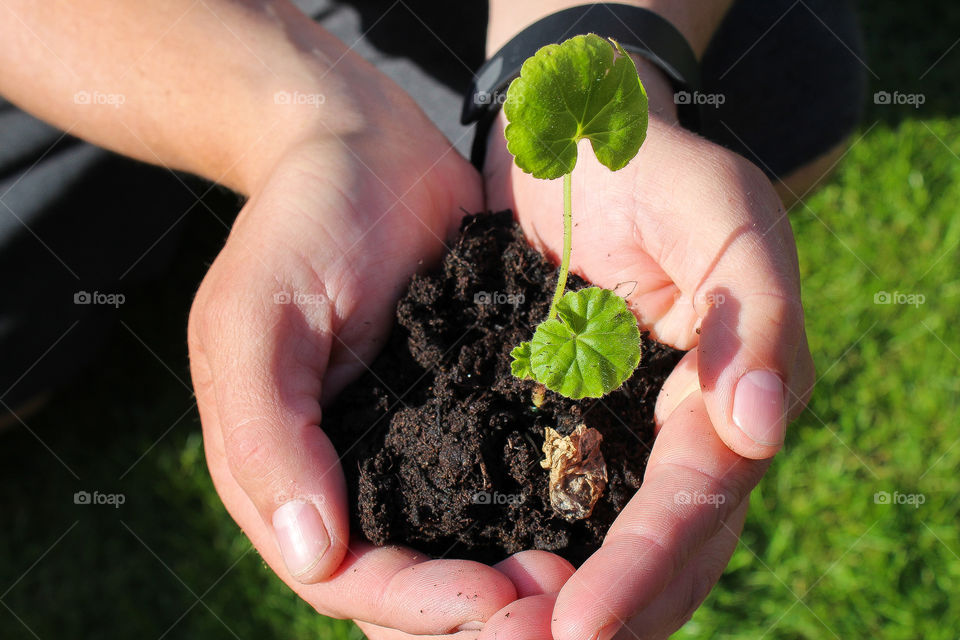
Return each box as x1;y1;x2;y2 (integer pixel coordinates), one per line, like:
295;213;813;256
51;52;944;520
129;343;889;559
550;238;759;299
551;392;766;640
190;256;351;583
477;594;557;640
199;390;519;633
494;550;576;598
616;498;749;639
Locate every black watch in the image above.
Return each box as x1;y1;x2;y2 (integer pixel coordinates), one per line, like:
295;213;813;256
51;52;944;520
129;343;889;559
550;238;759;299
462;3;703;168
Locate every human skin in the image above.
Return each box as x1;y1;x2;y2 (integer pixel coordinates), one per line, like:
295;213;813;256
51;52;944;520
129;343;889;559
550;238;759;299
447;2;817;639
0;0;572;635
1;1;818;638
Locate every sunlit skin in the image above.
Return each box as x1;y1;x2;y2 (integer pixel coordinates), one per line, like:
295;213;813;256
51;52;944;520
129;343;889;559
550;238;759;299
471;57;815;640
2;1;816;638
189;131;537;632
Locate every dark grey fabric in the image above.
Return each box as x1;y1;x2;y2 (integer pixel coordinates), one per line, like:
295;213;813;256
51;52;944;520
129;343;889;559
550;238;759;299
0;0;865;407
701;0;867;179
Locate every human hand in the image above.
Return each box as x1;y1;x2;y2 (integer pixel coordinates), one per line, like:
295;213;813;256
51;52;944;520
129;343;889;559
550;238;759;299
187;70;582;634
480;63;815;638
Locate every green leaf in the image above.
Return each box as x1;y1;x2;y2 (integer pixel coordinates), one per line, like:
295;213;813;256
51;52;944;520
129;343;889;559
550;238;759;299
514;287;642;399
510;341;534;380
503;34;648;180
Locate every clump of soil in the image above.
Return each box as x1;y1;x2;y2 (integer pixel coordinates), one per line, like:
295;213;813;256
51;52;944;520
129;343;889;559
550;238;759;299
323;211;683;565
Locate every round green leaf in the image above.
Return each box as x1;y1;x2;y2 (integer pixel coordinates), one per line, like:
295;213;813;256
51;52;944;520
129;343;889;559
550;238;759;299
503;34;648;180
516;287;642;399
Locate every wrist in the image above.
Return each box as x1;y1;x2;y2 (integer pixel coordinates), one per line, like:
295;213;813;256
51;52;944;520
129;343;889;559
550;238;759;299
487;1;732;59
225;19;381;195
151;1;401;197
633;58;679;124
233;65;359;196
231;45;414;196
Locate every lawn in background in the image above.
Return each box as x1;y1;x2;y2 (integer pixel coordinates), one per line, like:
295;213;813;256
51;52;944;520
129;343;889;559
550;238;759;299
1;1;958;638
677;2;960;637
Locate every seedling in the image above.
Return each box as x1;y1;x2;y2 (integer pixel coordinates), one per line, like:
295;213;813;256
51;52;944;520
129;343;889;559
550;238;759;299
506;34;649;399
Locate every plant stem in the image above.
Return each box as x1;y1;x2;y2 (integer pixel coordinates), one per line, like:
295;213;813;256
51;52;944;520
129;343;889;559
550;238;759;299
548;171;573;320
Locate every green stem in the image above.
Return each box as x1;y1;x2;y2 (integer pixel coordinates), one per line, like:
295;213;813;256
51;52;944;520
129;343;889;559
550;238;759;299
548;172;573;320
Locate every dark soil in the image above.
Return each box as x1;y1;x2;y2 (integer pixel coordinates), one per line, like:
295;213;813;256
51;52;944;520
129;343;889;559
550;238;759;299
323;211;683;565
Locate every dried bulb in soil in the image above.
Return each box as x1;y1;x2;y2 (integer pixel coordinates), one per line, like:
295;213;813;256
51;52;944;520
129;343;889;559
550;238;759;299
541;424;608;521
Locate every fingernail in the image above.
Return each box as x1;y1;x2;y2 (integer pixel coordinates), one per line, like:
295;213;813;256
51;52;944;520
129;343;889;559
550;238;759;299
456;621;484;631
733;370;786;446
273;501;330;580
592;624;619;640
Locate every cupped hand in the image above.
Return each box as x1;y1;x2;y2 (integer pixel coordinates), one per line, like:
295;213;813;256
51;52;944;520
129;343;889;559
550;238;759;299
481;64;815;638
187;76;578;634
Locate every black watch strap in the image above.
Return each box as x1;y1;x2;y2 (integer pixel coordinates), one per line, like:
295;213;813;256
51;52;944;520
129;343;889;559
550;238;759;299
463;3;702;168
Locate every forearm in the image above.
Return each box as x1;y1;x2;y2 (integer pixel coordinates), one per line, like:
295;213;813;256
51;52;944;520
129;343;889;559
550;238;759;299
0;0;373;194
487;0;733;58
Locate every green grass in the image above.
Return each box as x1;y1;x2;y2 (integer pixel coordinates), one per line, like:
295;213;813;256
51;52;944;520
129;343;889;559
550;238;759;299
2;2;959;638
676;115;960;640
673;2;960;636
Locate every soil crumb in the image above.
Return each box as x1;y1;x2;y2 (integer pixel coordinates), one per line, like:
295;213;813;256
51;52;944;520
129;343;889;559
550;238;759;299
323;211;683;565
